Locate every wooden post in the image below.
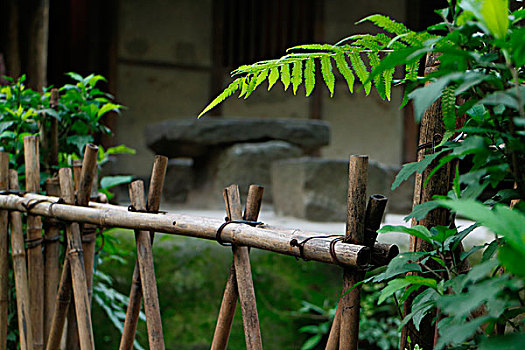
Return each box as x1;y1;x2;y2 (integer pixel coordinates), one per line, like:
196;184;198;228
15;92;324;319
0;153;9;350
27;0;50;91
339;155;368;350
120;155;168;350
8;169;34;350
44;177;61;343
59;168;95;350
224;185;263;350
129;181;165;349
211;185;264;350
24;136;45;350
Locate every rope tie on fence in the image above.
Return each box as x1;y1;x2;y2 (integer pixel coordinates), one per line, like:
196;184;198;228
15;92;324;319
82;225;99;243
44;234;61;243
290;234;346;264
25;236;44;249
216;216;263;246
0;189;27;196
416;133;442;153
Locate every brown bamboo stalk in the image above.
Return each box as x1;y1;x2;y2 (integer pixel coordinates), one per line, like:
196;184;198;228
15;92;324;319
45;259;71;350
8;169;34;350
59;168;94;350
49;88;59;169
44;177;61;343
0;153;9;350
120;155;168;350
24;135;45;350
129;180;165;349
224;185;263;350
27;0;49;91
339;155;368;350
0;193;370;268
211;185;264;350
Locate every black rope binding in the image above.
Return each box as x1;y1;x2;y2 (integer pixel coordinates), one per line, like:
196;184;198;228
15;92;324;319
216;217;263;246
290;234;345;264
25;237;44;249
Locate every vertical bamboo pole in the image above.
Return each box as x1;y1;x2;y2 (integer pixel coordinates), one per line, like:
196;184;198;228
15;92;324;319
59;168;94;350
45;259;72;350
0;153;9;350
8;169;34;350
339;155;368;350
224;185;263;350
44;177;61;343
129;180;165;349
24;136;45;350
120;155;168;350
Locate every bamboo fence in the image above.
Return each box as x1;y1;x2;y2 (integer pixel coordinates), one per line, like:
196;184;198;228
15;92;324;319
0;141;399;350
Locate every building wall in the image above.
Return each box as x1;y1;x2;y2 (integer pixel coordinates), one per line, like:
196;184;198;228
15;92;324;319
114;0;406;176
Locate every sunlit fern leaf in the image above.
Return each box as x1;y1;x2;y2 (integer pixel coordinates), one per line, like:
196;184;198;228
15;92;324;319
406;61;420;81
268;67;280;91
291;60;303;95
281;64;291;90
244;74;259;99
305;58;315;97
289;44;344;53
255;69;269;89
239;76;250;98
334;52;355;93
441;85;456;131
198;77;243;118
320;55;335;97
366;51;386;99
357;14;410;35
349;52;372;95
384;68;395;101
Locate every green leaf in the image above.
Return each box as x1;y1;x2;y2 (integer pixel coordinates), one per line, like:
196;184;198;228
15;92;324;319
379;275;437;304
66;72;84;82
105;145;136;155
281;63;291;91
97;103;121;119
304;58;315;97
373;252;425;282
320;56;335;97
348;53;371;95
301;334;322;350
0;121;15;133
66;135;93;154
479;333;525;350
441;85;456;131
481;0;509;39
198;78;243;118
334;53;355;93
268;67;279;91
100;175;134;190
291;60;303;95
392;149;447;190
378;225;434;244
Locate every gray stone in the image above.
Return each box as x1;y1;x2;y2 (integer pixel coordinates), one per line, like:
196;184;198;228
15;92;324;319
144;118;330;158
213;141;302;202
163;158;194;203
271;158;414;222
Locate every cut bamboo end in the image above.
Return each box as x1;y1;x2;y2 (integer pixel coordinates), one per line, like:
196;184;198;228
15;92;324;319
77;144;98;207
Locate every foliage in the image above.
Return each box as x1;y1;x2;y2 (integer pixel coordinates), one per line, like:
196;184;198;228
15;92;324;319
0;73;140;348
200;0;524;348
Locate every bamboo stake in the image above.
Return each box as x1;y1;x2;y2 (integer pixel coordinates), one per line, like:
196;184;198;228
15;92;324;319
211;185;264;350
224;185;263;350
339;155;368;350
0;193;372;269
44;177;61;343
129;180;165;349
8;169;34;350
0;153;9;350
59;168;94;350
46;256;72;350
24;136;45;350
120;155;168;350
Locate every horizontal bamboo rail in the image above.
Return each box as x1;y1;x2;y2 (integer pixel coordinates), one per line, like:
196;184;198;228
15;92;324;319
0;193;400;269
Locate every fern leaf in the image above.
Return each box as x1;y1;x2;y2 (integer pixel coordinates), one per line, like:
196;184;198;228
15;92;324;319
289;44;344;53
291;60;303;95
334;53;355;93
244;74;259;99
349;53;372;95
305;58;315;97
441;85;456;131
281;64;291;90
320;56;335;97
366;51;386;99
357;14;410;35
268;67;279;90
198;78;243;118
383;68;395;101
239;76;250;98
255;69;269;89
406;61;419;81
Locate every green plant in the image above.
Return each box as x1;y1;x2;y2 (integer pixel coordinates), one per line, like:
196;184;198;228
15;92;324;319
200;0;524;348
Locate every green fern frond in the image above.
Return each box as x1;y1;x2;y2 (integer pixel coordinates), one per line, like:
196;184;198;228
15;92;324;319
357;14;410;35
198;78;243;118
305;58;316;97
367;51;386;99
244;75;258;99
281;64;291;90
239;76;250;98
406;61;420;81
334;53;355;93
320;56;335;97
349;52;372;95
383;68;394;100
291;60;303;95
255;69;269;90
441;85;457;131
268;67;279;90
289;44;344;53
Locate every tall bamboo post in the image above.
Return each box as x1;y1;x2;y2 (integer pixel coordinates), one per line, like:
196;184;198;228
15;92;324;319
223;185;263;350
339;155;368;350
399;53;451;350
0;153;9;350
59;168;94;350
44;177;61;342
8;169;34;350
129;180;165;349
211;185;264;350
27;0;49;91
24;136;45;350
120;155;168;350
